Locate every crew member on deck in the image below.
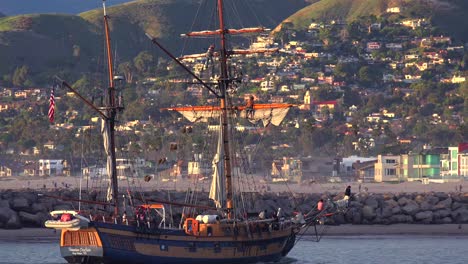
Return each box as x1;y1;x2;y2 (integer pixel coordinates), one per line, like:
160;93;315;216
317;199;324;211
245;95;255;119
204;44;215;70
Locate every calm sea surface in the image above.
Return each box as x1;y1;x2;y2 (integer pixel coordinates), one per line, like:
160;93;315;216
0;236;467;264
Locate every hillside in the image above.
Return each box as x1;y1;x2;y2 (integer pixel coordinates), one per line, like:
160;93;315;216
0;0;308;83
280;0;468;42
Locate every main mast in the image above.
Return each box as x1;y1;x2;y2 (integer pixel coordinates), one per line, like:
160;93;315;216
216;0;234;219
103;0;119;216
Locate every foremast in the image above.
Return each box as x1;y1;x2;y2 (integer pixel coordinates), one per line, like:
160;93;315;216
56;0;121;216
102;0;120;217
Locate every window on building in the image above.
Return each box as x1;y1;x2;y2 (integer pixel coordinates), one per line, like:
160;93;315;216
385;168;396;175
386;159;396;164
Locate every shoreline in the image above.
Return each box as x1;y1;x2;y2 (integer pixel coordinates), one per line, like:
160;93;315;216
1;224;467;242
0;176;465;194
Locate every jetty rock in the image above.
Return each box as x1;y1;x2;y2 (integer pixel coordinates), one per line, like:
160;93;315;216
0;190;468;228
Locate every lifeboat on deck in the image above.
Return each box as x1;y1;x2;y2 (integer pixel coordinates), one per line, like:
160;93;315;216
45;210;90;231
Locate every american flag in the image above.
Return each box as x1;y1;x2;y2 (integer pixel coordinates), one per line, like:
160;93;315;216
48;88;55;123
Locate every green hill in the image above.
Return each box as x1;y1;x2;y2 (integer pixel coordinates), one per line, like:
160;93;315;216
280;0;468;42
0;0;308;83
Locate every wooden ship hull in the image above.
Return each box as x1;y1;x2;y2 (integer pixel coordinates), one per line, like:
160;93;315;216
59;221;296;264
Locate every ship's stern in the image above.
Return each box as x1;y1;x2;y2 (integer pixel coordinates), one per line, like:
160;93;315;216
60;228;104;264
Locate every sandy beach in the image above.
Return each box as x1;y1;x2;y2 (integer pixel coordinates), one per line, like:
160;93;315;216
1;224;467;242
0;175;465;194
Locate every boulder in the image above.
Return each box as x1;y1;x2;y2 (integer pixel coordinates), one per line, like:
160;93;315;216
4;211;21;229
348;201;362;208
414;194;426;204
30;203;47;214
0;199;10;208
452;202;465;211
397;196;410;206
434;192;449;200
332;213;346;225
435;197;452;209
425;195;439;205
0;206;15;224
364;197;379;209
433;209;451;219
391;206;401;214
372;217;391;225
18;211;49;227
389;214;413;224
414;211;433;222
452;208;468;223
459;194;468;203
362;205;376;220
10;197;29;211
419;201;433;211
350;208;362;224
384;199;398;208
380;206;394;218
402;201;420;215
382;193;395;201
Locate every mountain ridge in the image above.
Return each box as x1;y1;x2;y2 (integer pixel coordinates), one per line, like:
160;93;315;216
0;0;308;81
279;0;468;42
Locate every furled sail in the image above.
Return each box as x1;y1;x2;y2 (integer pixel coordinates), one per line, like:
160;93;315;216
209;118;225;208
101;119;113;202
166;103;293;126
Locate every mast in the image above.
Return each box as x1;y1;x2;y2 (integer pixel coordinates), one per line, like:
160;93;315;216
103;0;119;217
216;0;234;219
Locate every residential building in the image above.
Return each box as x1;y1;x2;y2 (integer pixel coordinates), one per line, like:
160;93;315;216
271;157;303;183
374;155;400;182
441;146;459;177
459;143;468;177
39;159;66;176
353;160;377;183
401;150;444;182
0;165;12;177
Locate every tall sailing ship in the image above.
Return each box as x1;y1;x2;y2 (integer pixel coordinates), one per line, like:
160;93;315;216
45;0;316;263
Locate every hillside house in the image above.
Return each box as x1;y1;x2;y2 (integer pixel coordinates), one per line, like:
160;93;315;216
401;19;426;29
366;42;381;51
386;7;401;13
385;43;403;50
0;103;10;112
451;75;466;83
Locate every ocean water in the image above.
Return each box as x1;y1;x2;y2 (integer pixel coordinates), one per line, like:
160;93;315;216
1;236;468;264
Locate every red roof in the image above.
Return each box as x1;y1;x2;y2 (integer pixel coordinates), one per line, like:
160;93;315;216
313;100;337;105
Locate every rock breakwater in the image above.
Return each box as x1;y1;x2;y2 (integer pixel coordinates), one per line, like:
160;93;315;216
1;189;468;229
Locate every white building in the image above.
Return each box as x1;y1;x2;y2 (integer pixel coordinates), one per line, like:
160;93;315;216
374;155;401;182
39;159;65;176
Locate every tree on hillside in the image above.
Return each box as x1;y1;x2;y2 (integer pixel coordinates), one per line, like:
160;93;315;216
133;51;154;77
358;66;381;87
118;61;134;83
12;65;29;87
